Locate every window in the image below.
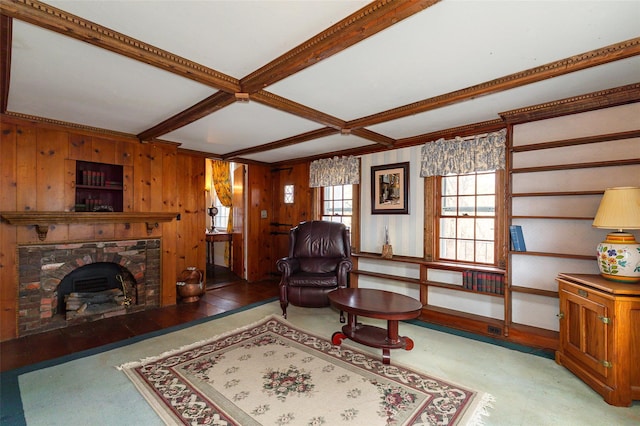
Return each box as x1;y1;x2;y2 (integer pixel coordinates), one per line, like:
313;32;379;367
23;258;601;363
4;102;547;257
209;162;234;230
437;171;496;264
211;190;230;229
321;184;353;229
284;184;294;204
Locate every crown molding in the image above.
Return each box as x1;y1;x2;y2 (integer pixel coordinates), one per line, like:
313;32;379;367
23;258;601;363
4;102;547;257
395;119;506;148
500;83;640;124
3;111;137;139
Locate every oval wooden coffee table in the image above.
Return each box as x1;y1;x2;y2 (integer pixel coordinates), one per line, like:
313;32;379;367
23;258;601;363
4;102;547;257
328;287;423;364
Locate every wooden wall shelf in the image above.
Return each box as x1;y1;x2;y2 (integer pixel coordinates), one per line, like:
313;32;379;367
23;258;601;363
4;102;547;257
353;252;505;274
511;190;603;197
0;211;179;240
512;158;640;174
512;215;593;221
511;129;640;153
424;280;505;298
353;251;424;264
511;286;558;298
351;269;421;286
510;251;595;261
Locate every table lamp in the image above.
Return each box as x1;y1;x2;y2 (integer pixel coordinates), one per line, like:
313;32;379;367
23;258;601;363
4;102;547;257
592;187;640;283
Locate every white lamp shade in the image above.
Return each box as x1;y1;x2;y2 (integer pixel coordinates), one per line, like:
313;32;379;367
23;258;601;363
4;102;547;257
592;187;640;230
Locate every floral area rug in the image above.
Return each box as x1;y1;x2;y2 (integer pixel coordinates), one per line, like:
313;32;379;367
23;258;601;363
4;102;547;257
118;315;493;425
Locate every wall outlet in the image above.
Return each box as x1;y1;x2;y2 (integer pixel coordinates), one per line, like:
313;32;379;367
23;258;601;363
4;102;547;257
260;210;267;219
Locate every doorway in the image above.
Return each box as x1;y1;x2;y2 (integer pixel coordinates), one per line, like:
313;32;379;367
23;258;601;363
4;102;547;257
206;160;245;288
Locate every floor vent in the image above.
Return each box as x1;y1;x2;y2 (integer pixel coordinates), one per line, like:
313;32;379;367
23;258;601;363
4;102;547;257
487;325;502;335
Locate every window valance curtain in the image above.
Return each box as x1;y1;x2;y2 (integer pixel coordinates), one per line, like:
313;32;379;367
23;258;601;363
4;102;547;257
419;129;506;177
309;156;360;188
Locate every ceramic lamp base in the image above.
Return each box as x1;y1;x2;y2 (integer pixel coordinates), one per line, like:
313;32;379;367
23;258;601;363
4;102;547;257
596;232;640;283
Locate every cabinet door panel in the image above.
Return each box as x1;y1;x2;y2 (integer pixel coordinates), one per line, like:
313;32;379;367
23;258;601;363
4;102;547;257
566;299;581;347
561;288;610;379
583;306;605;362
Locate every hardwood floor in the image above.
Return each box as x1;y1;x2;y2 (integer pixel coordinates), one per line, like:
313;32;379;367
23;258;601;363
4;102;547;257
0;269;279;373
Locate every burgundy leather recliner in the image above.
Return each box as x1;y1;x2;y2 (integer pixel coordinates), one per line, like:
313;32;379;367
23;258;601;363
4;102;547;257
277;220;352;321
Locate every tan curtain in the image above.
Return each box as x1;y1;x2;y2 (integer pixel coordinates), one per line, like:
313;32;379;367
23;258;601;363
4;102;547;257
212;160;233;265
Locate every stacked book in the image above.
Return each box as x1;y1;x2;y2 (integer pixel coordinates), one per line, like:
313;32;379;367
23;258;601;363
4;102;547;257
105;180;123;188
462;271;505;295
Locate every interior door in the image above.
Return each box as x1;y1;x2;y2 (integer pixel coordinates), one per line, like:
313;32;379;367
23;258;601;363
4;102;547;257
232;164;244;278
270;164;312;274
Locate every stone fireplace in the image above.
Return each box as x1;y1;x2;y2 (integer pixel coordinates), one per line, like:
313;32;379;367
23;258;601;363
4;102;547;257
17;239;160;336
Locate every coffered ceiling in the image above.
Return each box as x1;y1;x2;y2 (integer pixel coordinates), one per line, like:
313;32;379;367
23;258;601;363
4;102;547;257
2;0;639;164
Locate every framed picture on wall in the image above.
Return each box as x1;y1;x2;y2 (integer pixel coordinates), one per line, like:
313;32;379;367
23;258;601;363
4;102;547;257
371;162;409;214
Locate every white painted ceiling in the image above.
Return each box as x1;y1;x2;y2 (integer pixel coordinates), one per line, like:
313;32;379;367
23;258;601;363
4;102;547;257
5;0;640;163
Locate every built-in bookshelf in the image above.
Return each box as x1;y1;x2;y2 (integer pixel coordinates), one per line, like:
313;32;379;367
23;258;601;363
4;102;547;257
351;252;507;339
506;102;640;336
75;161;124;212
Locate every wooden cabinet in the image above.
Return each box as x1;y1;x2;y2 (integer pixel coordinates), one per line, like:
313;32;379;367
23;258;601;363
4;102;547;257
75;161;124;212
556;273;640;406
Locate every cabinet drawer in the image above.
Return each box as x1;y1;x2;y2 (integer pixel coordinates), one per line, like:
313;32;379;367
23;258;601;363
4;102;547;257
558;280;610;304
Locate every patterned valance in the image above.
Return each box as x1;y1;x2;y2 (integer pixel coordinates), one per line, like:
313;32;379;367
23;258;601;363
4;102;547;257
420;129;506;177
309;156;360;188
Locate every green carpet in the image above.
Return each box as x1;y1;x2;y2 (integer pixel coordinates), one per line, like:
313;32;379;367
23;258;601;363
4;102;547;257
1;299;275;426
2;300;638;425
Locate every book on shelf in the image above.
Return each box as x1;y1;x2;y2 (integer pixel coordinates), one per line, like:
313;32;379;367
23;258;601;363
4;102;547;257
105;180;123;188
509;225;527;252
462;271;504;295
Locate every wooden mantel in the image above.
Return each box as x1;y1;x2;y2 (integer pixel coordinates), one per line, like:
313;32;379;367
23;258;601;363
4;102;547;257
0;211;179;240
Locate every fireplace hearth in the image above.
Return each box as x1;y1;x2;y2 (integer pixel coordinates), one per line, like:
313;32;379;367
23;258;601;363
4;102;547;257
17;239;160;336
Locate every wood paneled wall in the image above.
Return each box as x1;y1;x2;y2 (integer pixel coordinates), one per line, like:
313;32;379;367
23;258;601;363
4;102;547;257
245;163;274;282
0;116;205;341
174;151;206;284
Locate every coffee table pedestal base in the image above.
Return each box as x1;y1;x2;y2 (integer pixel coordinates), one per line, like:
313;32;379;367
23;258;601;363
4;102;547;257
332;319;414;365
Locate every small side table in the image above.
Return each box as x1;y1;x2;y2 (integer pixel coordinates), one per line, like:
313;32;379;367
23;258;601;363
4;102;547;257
205;232;231;265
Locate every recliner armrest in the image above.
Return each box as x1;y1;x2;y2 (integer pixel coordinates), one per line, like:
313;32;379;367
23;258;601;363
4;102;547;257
337;258;353;273
276;257;300;277
336;258;353;287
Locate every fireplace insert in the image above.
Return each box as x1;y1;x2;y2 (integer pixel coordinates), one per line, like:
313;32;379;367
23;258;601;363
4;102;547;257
56;262;135;316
